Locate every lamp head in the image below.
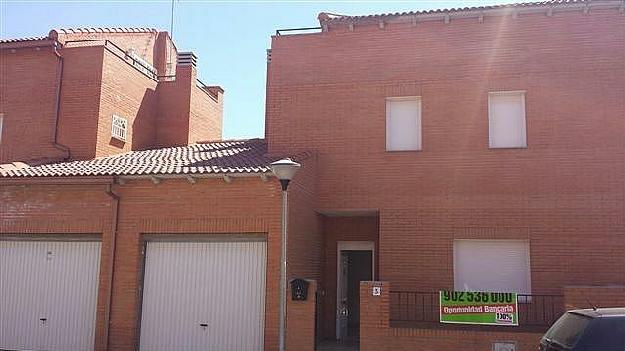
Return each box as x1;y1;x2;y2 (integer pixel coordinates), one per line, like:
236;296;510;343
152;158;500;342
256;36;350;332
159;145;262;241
270;158;301;190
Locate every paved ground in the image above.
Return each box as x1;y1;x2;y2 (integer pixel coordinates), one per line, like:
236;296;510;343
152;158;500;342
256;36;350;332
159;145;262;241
316;340;359;351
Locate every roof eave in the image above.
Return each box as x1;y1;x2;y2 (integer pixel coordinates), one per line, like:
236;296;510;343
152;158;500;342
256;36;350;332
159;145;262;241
321;0;621;27
0;176;115;186
116;171;274;182
0;172;275;184
0;38;57;50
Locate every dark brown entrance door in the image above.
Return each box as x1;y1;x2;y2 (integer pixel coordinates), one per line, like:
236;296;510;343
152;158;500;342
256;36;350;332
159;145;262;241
338;250;373;339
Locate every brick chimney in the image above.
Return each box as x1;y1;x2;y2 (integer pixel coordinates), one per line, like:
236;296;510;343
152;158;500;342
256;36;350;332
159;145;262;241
155;51;223;148
176;52;197;82
154;52;197;148
153;31;172;76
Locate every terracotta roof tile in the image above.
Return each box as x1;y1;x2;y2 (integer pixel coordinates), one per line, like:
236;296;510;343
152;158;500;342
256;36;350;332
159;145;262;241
318;0;598;23
0;139;279;178
0;36;51;44
2;26;161;46
53;27;158;34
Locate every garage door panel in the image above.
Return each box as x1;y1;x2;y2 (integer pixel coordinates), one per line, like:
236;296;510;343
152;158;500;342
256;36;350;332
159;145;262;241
1;242;45;349
43;241;101;350
0;240;101;351
139;240;266;351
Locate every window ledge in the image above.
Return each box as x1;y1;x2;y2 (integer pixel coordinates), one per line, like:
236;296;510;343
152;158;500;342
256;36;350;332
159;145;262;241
488;146;528;150
385;149;423;153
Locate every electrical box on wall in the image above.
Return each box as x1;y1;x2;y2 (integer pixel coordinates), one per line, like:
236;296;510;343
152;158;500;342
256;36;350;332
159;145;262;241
493;342;516;351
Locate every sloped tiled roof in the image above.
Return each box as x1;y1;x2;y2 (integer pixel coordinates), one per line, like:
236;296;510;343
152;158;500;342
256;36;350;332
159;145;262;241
0;36;51;44
53;27;158;35
318;0;604;23
0;139;276;178
1;27;160;45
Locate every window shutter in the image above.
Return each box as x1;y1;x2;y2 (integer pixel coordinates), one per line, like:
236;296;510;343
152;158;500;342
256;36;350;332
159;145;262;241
454;240;531;294
386;98;421;151
111;115;128;141
489;92;527;148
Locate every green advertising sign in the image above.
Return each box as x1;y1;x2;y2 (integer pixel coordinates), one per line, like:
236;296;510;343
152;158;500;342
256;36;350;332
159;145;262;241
439;291;518;326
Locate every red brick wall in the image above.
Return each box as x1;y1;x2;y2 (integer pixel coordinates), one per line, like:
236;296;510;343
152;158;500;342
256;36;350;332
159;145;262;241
378;209;625;294
96;49;158;156
54;30;159;69
267;5;625;306
282;155;324;347
286;280;317;351
2;35;220;163
287;154;322;281
156;64;224;147
0;177;285;351
107;178;283;351
188;84;222;143
0;45;65;163
154;66;192;147
56;46;105;160
0;43;161;162
0;179;116;351
360;281;543;351
563;285;625;310
153;32;177;76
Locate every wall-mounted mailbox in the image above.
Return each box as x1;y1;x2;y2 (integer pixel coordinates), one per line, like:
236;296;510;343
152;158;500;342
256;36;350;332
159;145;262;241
290;278;310;301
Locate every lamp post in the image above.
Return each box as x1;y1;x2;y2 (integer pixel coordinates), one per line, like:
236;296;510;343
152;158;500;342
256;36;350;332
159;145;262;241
270;158;301;351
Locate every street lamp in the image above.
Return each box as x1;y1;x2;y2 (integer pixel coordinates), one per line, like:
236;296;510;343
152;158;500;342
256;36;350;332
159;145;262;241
270;158;301;351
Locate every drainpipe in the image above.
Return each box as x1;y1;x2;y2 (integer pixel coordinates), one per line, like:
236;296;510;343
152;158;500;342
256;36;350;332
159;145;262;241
103;183;120;351
52;41;70;160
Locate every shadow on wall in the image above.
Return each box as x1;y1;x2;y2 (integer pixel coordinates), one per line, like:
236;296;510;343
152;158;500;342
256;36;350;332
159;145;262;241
108;87;157;152
109;137;125;149
131;88;157;151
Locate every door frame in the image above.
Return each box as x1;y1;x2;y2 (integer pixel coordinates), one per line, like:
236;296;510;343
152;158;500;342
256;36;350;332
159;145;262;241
335;241;375;340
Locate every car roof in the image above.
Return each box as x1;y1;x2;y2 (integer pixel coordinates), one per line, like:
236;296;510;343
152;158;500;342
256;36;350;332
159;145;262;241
569;308;625;318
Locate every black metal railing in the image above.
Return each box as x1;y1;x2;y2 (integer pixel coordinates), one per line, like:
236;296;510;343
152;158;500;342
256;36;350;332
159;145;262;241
391;291;439;323
64;39;158;80
275;27;322;36
517;294;565;326
390;291;564;328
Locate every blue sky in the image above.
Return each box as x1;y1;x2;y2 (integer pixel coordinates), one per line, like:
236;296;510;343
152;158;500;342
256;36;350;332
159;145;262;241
1;0;518;139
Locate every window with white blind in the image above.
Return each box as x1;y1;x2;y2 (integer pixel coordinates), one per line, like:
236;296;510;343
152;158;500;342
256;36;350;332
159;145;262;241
111;115;128;141
454;240;531;294
488;91;527;148
386;97;422;151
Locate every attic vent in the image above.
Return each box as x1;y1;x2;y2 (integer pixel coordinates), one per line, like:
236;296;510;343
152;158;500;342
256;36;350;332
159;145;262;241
111;115;127;141
177;52;197;66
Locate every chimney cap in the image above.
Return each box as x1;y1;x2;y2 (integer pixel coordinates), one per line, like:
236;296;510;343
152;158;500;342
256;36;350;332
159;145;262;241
177;51;197;66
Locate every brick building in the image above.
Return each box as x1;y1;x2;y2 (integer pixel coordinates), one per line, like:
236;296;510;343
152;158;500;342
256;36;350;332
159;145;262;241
1;1;624;351
0;27;223;164
266;0;624;348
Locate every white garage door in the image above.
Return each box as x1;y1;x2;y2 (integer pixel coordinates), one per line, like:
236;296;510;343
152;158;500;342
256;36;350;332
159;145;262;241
139;240;267;351
0;240;101;351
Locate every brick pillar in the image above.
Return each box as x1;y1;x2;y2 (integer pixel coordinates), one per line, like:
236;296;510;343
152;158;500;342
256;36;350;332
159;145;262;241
563;285;625;310
360;281;390;351
153;31;169;76
286;280;317;351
